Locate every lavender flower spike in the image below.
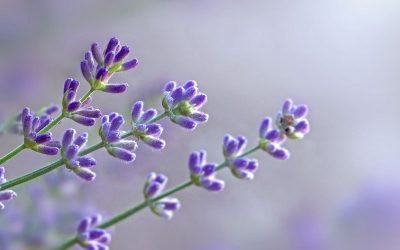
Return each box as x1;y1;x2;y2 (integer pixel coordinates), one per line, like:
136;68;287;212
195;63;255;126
21;107;61;155
0;167;17;210
99;113;137;162
223;134;259;180
60;129;97;181
131;101;166;150
259;117;290;160
276;98;310;139
77;214;111;250
81;37;138;93
162;80;209;130
144;172;181;219
62;79;102;126
189;150;225;191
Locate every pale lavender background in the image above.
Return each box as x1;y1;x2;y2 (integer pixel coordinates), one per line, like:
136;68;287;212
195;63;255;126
0;0;400;249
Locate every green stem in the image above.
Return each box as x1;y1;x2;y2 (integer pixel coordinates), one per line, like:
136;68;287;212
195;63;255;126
0;144;26;165
55;146;260;250
0;112;168;191
0;89;96;166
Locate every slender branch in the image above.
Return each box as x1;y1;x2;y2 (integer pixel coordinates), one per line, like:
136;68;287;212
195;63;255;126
54;146;260;250
0;89;96;165
0;112;169;191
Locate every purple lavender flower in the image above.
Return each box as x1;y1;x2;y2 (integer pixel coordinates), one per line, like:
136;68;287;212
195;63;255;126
77;214;111;250
162;80;209;130
276;98;310;139
62;79;102;126
223;134;259;180
143;172;181;219
20;107;61;155
131;101;165;150
259;117;290;160
61;129;96;181
188;151;225;191
0;167;17;210
99;113;137;162
80;37;138;93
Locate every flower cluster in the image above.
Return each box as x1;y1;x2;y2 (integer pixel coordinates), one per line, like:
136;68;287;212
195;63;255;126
162;80;208;130
61;129;97;181
0;167;17;210
77;215;111;250
276;98;310;139
131;101;165;150
5;104;59;135
21;107;61;155
259;117;289;160
223;135;259;180
143;172;181;219
188;150;225;191
62;79;102;126
99;113;137;162
81;37;138;93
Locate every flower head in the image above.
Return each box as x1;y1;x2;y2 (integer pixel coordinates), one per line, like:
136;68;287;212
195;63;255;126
223;134;259;180
188;150;225;191
143;172;181;219
0;167;17;210
276;98;310;139
62;79;102;126
259;117;290;160
81;37;138;93
131;101;165;150
99;113;137;162
77;214;111;250
21;107;60;155
162;80;208;130
61;129;97;181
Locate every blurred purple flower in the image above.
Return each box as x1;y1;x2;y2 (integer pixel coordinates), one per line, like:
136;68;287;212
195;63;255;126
81;37;138;93
62;79;102;126
276;98;310;139
131;101;165;150
99;113;137;162
21;107;61;155
77;214;111;250
60;129;96;181
162;80;208;130
0;167;17;210
144;172;181;219
223;134;258;180
188;150;225;191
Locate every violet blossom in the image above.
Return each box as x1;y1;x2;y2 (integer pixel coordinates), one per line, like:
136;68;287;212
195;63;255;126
77;214;111;250
276;98;310;139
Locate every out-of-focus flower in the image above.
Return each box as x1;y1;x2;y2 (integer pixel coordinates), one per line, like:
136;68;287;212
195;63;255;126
223;134;258;180
99;113;137;162
61;129;96;181
162;80;208;130
62;79;102;126
188;150;225;191
0;167;17;210
77;215;111;250
143;172;181;219
276;98;309;139
80;37;138;93
131;101;165;150
21;107;61;155
259;117;290;160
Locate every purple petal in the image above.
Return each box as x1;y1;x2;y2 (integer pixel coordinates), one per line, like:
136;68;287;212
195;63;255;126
189;111;208;122
110;147;136;162
121;58;138;71
224;138;238;158
164;81;176;92
171;115;196;130
190;93;207;107
188;152;201;174
138;109;157;124
295;119;310;133
201;179;225;192
113;140;137;151
114;45;130;63
67;101;81;112
0;190;17;201
104;51;115;67
142;136;165;150
91;43;103;65
282;99;293;114
110;115;124;131
294;104;308;118
131;101;143;122
71;115;96;126
233;158;249;169
105;37;119;55
183;80;197;89
202;163;216;177
95;68;108;81
34;132;52;144
170;87;184;105
145;124;162;136
77;217;90;233
77;156;96;167
259;117;271;138
102;83;128;93
265;129;281;141
65;144;79;159
76;109;102;118
37;145;59;155
81;60;93;83
62;129;75;148
74;168;96;181
23;114;32;136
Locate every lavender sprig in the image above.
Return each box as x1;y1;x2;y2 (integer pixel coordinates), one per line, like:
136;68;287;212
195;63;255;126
77;215;111;250
276;98;310;139
162;80;208;130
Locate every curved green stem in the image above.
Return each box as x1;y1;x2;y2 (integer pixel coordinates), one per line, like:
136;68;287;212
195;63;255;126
55;146;260;250
0;144;26;165
0;112;168;191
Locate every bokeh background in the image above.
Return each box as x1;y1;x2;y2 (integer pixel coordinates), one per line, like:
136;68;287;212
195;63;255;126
1;0;400;249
